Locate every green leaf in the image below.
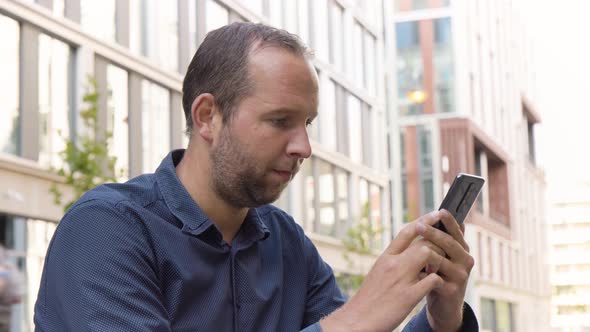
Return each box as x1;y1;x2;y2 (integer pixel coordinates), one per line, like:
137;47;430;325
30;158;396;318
50;76;122;214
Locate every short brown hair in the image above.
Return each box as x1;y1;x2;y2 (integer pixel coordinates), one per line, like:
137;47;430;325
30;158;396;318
182;22;311;137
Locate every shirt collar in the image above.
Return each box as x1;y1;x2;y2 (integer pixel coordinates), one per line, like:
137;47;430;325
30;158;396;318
155;149;270;243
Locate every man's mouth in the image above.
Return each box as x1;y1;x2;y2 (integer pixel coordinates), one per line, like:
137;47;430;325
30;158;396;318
272;169;293;181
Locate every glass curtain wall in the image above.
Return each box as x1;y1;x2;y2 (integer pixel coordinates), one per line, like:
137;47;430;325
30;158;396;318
0;15;20;156
38;34;73;169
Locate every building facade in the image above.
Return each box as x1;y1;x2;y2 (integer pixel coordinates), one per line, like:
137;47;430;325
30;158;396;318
548;182;590;331
387;0;550;331
0;0;389;330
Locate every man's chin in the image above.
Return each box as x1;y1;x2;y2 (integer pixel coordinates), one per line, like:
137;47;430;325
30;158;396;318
254;185;288;207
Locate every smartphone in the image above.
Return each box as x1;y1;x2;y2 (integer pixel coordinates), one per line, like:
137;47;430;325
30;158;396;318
434;173;485;233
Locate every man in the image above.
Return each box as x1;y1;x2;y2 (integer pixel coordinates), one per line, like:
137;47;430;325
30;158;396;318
35;22;478;331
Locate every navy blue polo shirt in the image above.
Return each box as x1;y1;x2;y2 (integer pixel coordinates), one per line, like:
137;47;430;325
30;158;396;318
34;149;477;331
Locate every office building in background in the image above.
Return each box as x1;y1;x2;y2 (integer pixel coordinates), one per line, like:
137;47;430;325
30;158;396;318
387;0;550;331
548;182;590;331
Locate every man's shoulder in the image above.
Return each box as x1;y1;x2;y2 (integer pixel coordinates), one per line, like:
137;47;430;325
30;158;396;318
74;173;159;210
59;173;160;230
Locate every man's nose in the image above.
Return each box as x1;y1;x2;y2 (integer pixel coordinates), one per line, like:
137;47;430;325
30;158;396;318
286;127;312;159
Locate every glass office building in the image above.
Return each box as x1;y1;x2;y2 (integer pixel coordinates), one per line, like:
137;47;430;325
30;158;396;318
388;1;550;331
0;0;388;330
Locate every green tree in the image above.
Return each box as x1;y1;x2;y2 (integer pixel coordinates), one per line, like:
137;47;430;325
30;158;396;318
50;76;120;212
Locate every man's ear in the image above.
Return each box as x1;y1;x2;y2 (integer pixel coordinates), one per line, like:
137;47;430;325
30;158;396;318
191;93;219;143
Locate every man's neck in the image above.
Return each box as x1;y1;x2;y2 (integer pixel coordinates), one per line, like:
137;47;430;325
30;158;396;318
176;148;247;244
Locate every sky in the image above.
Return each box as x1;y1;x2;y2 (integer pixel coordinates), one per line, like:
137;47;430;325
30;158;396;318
529;1;590;202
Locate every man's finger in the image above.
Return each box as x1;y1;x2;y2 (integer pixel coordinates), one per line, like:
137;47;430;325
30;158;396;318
412;239;444;257
438;210;469;252
410;272;443;301
386;211;442;255
405;242;446;275
419;223;465;261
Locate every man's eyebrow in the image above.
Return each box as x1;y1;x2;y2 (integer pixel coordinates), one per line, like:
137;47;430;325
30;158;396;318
266;108;318;119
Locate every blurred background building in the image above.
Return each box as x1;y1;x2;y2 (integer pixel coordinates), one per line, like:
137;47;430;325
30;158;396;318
388;0;550;331
548;182;590;331
0;0;553;331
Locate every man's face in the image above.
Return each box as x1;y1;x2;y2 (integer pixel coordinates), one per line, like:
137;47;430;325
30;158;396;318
209;47;319;208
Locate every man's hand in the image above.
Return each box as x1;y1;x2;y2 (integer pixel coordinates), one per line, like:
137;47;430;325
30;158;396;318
320;211;451;332
420;209;475;332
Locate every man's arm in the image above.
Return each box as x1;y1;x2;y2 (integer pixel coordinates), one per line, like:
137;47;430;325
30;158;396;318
34;200;170;331
319;210;477;332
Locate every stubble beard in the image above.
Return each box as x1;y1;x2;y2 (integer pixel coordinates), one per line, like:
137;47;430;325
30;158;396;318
209;127;288;208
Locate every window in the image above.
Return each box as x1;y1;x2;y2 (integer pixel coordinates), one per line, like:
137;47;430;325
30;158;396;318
317;160;336;236
400;131;409;222
433;18;454;113
418;126;434;213
283;0;298;33
474;149;484;212
396;17;454;115
355;179;383;250
188;0;198;57
53;0;65;16
364;32;377;94
80;0;116;41
370;184;383;250
236;0;263;15
38;34;73;169
359;178;369;227
269;0;283;28
26;218;57;329
297;0;310;45
312;0;329;63
206;0;229;33
300;158;352;241
0;15;20;156
329;1;344;71
477;146;509;225
395;0;450;12
355;0;379;23
301;158;315;231
361;102;372;166
336;168;349;238
480;298;497;331
319;79;337;149
527;121;536;165
353;22;364;85
129;0;142;54
400;126;434;220
141;80;170;172
347;94;363;163
129;0;179;72
481;298;516;332
0;213;57;332
158;0;179;72
107;64;129;179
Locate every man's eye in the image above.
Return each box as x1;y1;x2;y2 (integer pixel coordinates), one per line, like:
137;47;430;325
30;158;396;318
306;119;314;127
271;118;288;127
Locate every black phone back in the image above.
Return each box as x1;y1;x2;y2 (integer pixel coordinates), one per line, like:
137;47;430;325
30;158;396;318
436;173;485;232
